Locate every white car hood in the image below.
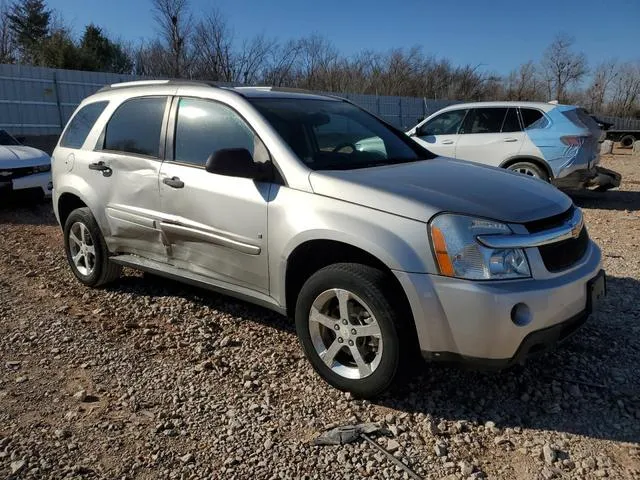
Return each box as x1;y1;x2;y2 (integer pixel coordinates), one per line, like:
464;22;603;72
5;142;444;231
0;145;51;169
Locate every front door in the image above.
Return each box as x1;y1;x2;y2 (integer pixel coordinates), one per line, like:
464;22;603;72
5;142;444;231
411;109;467;158
159;97;271;293
454;107;525;167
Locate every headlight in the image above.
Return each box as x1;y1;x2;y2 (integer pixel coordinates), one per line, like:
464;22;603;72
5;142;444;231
32;164;51;173
430;214;531;280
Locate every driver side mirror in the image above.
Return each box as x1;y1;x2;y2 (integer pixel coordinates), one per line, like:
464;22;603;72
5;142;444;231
205;148;259;179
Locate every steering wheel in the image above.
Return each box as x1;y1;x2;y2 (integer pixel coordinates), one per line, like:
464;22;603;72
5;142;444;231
332;142;357;153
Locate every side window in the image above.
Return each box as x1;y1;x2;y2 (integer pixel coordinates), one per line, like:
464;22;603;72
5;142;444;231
521;108;549;130
501;108;522;133
460;108;508;134
174;98;268;167
60;101;108;149
418;109;467;136
103;97;167;157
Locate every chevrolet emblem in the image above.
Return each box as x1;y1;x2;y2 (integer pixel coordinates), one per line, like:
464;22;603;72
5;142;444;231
570;214;584;238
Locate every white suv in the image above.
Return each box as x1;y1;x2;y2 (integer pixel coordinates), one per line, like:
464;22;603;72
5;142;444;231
407;102;620;190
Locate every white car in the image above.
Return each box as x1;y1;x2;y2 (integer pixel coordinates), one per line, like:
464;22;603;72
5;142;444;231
0;129;52;199
405;101;619;190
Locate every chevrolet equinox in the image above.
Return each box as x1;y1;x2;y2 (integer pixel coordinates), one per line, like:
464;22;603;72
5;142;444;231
51;81;605;398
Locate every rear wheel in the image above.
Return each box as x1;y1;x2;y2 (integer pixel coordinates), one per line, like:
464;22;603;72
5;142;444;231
620;134;635;148
506;161;549;182
63;207;121;287
295;263;406;398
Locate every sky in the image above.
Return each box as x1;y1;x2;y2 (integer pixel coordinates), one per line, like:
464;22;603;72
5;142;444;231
46;0;640;75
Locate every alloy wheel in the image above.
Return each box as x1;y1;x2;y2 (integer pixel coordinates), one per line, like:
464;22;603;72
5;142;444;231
308;288;383;379
68;221;96;276
511;166;540;178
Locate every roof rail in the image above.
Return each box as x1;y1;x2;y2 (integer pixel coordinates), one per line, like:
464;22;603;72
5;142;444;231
111;80;170;88
234;86;316;94
96;79;221;93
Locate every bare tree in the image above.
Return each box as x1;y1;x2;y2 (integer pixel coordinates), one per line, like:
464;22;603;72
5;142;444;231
151;0;192;77
541;33;588;102
191;10;234;81
262;39;302;86
505;61;543;101
296;34;340;90
233;34;275;84
133;40;169;76
585;60;618;112
608;62;640;117
0;0;15;63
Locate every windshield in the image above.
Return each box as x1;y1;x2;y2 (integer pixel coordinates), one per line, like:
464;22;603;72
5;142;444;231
249;98;433;170
0;130;21;146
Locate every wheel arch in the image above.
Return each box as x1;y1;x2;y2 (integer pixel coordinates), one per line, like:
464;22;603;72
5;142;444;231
500;156;553;179
283;239;415;332
57;192;89;228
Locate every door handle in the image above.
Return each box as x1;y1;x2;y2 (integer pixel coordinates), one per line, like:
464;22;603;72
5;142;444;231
163;176;184;189
441;140;454;145
504;138;518;142
88;161;112;177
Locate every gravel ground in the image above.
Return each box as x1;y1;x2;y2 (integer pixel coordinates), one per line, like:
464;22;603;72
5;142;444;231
1;154;639;480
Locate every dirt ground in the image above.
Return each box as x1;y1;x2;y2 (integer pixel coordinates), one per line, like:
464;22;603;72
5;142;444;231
0;154;639;479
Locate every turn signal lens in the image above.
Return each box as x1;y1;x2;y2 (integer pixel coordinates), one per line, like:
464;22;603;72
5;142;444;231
431;225;455;277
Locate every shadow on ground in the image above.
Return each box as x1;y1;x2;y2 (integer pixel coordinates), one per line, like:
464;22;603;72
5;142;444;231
570;188;640;211
376;274;640;444
105;272;293;334
108;270;640;444
0;197;57;225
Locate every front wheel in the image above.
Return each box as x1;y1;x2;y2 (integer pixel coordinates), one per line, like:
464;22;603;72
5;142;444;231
295;263;405;398
506;161;549;182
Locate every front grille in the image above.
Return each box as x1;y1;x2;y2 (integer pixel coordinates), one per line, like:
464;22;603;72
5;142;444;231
538;226;589;272
0;167;36;180
524;205;575;233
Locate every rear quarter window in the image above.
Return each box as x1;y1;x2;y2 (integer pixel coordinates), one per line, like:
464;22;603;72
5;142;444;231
60;101;109;149
520;108;549;130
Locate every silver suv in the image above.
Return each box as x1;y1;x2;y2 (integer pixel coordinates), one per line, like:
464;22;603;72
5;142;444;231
52;81;605;398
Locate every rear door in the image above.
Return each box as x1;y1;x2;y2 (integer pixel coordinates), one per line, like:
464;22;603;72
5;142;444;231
89;96;170;261
454;107;525;167
410;109;467;158
158;96;271;293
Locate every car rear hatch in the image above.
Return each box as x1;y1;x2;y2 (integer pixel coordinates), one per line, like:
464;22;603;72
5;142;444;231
560;106;602;168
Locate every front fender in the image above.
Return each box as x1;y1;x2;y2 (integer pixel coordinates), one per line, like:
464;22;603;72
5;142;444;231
267;187;436;307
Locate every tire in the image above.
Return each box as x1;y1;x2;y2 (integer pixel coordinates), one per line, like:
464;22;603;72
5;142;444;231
294;263;409;398
63;207;121;287
620;134;635;148
506;161;549;182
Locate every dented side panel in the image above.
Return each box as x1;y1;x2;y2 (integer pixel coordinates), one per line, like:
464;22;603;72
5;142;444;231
525;107;599;179
92;151;168;261
158;162;271;294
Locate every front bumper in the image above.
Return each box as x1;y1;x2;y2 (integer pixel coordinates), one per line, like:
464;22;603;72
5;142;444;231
552;166;621;191
394;240;602;366
0;172;53;198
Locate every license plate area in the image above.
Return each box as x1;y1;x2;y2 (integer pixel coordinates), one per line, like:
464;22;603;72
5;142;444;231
587;269;606;313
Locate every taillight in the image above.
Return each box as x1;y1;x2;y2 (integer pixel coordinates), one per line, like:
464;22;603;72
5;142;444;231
561;136;586;146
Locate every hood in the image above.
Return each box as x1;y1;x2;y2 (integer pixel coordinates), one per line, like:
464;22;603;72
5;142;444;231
309;157;572;224
0;145;51;169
